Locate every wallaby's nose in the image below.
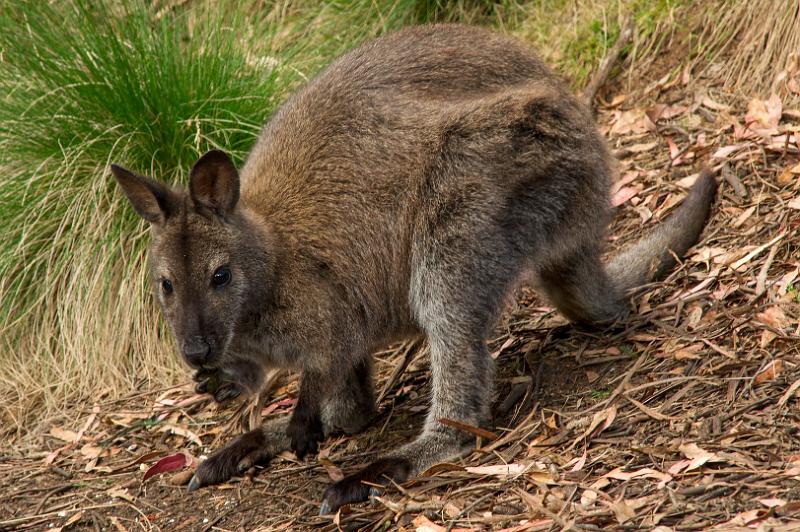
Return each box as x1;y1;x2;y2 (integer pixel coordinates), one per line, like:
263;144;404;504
182;337;210;366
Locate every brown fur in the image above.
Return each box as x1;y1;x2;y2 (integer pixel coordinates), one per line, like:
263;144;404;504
111;24;716;513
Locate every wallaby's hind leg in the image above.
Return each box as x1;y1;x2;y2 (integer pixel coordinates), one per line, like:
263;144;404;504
537;244;629;325
320;221;512;514
321;359;377;435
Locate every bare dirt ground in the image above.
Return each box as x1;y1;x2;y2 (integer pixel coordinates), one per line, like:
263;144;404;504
3;54;800;531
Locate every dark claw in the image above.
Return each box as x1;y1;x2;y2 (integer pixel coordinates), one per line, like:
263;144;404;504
194;379;210;394
187;475;201;492
319;457;412;514
213;383;241;403
318;500;332;516
193;369;241;403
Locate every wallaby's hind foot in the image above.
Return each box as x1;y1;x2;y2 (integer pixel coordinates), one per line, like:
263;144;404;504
320;457;413;515
188;417;290;492
320;426;472;514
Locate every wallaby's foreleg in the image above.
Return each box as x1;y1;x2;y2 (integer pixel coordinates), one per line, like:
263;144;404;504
189;361;375;491
286;371;326;459
320;340;492;514
291;358;377;456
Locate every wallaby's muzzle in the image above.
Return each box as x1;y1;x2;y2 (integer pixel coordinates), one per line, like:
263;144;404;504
181;336;211;367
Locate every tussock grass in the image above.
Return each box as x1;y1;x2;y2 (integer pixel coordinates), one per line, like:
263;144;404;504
693;0;800;101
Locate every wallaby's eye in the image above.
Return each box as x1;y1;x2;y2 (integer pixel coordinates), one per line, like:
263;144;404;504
161;279;173;295
212;267;231;287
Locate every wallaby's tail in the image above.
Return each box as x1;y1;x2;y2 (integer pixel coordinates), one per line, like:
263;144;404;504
606;168;717;293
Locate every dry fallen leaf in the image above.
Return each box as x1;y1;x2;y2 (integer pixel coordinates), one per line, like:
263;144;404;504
754;360;785;384
107;487;136;503
50;427;80;443
464;463;527;477
610;109;652;136
756;306;790;329
745;94;782;136
778;161;800;186
701;94;731;112
611;185;641;207
679;443;721;471
758;498;787;508
609;499;636;524
647;103;687;123
412;515;477;532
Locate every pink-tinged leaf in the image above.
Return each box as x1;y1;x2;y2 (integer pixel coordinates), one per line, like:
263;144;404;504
783;467;800;476
465;463;527;477
758;498;787;508
668;459;691;475
568;452;588;472
712;145;742;160
666;137;686;166
611;186;640;207
261;397;296;417
679;443;721;471
745;94;782;135
142;452;191;482
610;171;642;195
646;103;687;123
412;515;478;532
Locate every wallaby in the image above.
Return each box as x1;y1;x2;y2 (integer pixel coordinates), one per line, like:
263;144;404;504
111;24;716;514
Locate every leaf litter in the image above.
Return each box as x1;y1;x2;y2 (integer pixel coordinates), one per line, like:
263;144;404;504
3;64;800;532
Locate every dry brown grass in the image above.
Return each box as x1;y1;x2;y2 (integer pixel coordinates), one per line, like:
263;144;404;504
693;0;800;103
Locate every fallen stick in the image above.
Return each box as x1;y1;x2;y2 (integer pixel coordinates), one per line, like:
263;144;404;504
583;13;635;110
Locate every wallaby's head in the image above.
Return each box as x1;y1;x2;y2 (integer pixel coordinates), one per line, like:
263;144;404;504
111;150;272;370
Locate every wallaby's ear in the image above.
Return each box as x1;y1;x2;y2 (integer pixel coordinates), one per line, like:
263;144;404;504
110;164;175;226
189;150;240;218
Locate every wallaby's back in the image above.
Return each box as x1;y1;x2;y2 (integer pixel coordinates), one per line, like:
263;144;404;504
239;25;627;326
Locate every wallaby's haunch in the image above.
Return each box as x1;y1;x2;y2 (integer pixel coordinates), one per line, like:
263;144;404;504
111;24;716;513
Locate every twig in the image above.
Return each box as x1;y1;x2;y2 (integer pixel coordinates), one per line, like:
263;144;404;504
583;14;635;110
377;339;421;404
32;484;75;515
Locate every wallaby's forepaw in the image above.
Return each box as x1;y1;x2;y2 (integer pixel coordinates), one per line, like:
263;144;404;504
193;369;242;403
187;429;270;492
319;457;412;515
286;407;324;460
